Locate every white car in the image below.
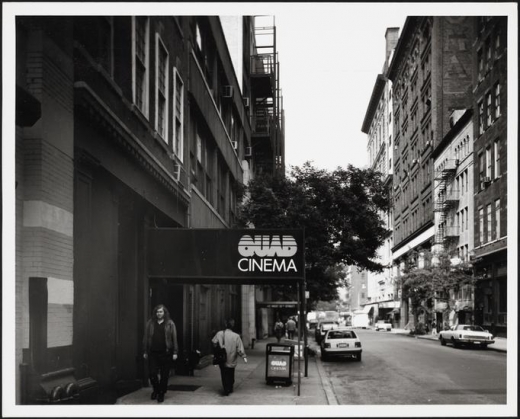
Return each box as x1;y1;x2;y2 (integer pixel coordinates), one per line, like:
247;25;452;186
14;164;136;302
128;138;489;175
374;321;392;331
439;324;495;348
315;321;338;344
320;327;362;362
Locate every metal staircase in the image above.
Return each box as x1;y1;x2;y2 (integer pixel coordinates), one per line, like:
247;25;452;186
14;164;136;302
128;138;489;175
433;159;460;245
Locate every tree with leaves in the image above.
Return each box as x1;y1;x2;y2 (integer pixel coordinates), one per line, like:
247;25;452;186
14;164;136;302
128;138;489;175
400;249;475;331
237;162;390;308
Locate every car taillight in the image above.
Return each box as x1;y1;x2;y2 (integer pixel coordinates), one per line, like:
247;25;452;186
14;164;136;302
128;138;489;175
324;343;331;348
355;342;361;348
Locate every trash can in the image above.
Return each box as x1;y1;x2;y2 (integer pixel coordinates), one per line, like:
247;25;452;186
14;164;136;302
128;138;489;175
265;343;294;386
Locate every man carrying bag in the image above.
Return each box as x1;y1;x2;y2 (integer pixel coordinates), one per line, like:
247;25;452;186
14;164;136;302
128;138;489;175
211;319;247;396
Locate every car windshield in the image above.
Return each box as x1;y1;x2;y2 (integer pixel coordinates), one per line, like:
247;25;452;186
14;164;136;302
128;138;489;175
328;331;357;339
459;325;485;331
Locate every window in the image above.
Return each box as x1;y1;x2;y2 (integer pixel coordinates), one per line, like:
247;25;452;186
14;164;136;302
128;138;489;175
486;204;492;243
478;101;484;135
486;92;492;127
494;138;500;178
461;208;464;232
479;208;484;245
495;199;501;239
196;133;202;163
494;83;501;119
478;152;485;189
485;37;492;71
133;17;150;118
195;22;202;51
173;68;184;161
465;169;469;192
155;35;169;141
217;162;227;216
494;29;501;59
477;49;484;79
465;206;469;231
486;147;492;179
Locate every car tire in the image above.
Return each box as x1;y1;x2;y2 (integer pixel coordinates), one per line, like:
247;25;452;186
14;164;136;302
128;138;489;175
440;337;446;346
451;337;459;348
321;352;328;362
481;344;488;349
356;353;362;362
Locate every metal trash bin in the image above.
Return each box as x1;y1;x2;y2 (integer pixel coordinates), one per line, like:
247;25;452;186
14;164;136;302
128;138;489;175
265;343;294;386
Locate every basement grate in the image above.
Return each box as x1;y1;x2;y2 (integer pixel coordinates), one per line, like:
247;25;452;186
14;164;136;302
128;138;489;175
167;384;201;392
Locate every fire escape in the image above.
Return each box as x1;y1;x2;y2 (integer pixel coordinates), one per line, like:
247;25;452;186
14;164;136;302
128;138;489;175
433;159;460;249
249;16;284;176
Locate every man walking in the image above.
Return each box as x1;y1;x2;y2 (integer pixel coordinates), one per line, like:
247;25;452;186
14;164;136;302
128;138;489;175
143;304;178;403
285;317;297;340
212;319;247;396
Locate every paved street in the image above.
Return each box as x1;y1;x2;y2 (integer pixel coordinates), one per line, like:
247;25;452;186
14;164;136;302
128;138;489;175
318;329;507;405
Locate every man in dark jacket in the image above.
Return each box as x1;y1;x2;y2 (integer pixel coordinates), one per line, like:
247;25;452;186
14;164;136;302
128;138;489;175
143;304;178;403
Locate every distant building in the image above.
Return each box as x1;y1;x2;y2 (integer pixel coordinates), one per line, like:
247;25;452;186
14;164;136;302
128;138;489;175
471;17;508;337
432;108;475;326
346;266;373;324
361;27;400;325
387;17;476;327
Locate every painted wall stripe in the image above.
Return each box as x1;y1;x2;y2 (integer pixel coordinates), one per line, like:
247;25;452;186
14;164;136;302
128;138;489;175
23;200;73;237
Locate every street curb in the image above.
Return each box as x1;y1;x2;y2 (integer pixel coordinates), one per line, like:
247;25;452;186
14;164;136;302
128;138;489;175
394;332;507;353
315;354;339;405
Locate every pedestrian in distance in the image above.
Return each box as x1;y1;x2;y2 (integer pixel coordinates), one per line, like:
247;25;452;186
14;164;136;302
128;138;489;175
431;320;437;335
212;319;247;396
274;318;285;343
285;317;297;340
143;304;179;403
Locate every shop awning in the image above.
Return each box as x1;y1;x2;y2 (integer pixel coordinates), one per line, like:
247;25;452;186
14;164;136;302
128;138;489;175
379;300;401;309
355;305;374;314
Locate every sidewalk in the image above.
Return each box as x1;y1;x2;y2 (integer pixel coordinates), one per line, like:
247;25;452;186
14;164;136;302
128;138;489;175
116;337;335;405
390;328;508;352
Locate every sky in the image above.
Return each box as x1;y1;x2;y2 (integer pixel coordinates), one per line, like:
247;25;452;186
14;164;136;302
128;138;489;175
274;8;408;171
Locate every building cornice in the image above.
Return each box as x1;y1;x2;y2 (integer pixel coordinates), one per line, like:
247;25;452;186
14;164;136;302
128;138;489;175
74;81;191;206
431;109;473;160
361;74;387;134
387;17;420;82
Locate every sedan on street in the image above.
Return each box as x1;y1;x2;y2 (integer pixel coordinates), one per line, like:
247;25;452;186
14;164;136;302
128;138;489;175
315;321;338;344
439;324;495;348
320;327;362;362
374;321;392;331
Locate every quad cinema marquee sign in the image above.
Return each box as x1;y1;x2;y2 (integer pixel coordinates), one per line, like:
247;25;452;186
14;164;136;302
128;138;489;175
147;229;305;283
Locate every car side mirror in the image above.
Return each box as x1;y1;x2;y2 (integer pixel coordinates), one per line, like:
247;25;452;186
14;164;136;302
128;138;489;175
484;330;489;333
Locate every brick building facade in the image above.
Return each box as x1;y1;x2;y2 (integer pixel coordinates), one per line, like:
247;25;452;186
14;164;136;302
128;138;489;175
387;17;477;328
471;17;508;337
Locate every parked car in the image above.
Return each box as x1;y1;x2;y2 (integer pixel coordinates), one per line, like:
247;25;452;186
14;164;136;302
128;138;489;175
374;321;392;331
320;327;362;362
438;324;495;348
315;320;339;344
